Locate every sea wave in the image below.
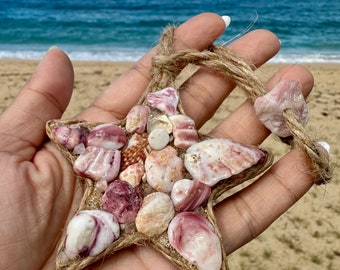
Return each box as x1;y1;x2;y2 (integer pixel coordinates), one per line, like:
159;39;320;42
1;49;339;64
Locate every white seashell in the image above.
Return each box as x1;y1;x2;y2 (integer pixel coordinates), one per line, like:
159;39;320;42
72;143;86;155
147;113;173;134
254;80;308;137
184;138;266;186
148;128;170;150
145;146;185;192
87;123;127;150
171;179;211;212
168;212;222;270
126;105;151;133
169;114;199;150
135;192;175;236
64;210;120;259
317;141;330;154
119;162;145;187
74;146;121;182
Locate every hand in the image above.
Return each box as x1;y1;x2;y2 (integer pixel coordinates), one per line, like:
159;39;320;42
0;13;315;270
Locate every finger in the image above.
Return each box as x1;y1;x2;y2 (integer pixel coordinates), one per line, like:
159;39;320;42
215;148;315;254
180;29;280;128
209;64;314;145
78;12;227;121
0;47;74;157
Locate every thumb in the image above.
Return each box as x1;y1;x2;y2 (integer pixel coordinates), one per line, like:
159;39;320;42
0;47;74;158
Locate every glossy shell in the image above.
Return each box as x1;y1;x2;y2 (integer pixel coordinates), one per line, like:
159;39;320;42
171;179;211;212
64;210;120;259
184;138;266;186
168;212;222;270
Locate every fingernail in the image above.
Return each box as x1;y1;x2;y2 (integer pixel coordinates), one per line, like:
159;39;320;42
48;45;59;51
221;15;231;29
317;141;330;154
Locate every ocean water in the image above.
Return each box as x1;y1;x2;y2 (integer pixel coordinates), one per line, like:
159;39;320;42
0;0;339;62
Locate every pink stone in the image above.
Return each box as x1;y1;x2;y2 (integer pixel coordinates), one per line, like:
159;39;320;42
64;210;120;259
168;212;222;270
145;146;185;192
169;114;199;150
146;87;179;115
73;146;121;183
254;80;308;137
171;179;211;212
101;179;143;223
87;123;127;150
184;138;266;186
52;124;88;150
126;105;151;133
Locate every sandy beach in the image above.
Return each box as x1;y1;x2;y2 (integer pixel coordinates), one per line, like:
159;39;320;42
0;58;339;269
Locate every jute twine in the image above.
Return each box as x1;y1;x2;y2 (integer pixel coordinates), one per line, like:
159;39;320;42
54;25;332;270
147;26;332;186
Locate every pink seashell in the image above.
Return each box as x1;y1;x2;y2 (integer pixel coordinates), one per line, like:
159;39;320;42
135;192;175;236
168;212;222;270
73;146;121;183
52;124;88;150
101;179;143;223
87;123;127;150
145;146;185;192
126;105;151;133
171;179;211;212
119;162;145;187
64;210;120;259
254;80;308;137
146;87;179;115
184;138;266;186
169;114;199;150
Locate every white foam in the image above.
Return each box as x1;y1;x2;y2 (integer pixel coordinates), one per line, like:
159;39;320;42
0;49;339;63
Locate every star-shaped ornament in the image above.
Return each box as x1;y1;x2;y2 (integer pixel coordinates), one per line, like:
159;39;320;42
47;81;273;270
46;26;330;270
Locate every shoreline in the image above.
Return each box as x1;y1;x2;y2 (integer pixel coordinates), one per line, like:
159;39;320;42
0;58;339;269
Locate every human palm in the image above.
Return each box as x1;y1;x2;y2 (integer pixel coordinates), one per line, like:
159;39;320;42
0;13;316;270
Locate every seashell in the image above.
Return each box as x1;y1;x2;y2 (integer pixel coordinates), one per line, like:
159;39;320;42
73;146;121;183
101;179;143;223
254;80;308;137
64;210;120;259
147;112;173;134
121;133;149;170
119;162;145;187
171;179;211;212
135;192;175;236
168;212;222;270
52;124;88;151
148;128;170;150
145;146;185;192
146;87;179;115
169;114;199;150
87;123;127;150
126;105;151;133
72;143;86;155
184;138;266;186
